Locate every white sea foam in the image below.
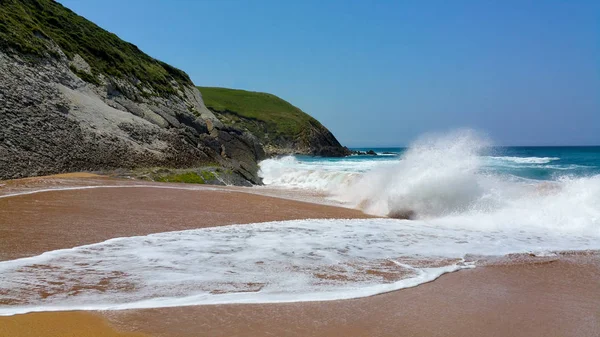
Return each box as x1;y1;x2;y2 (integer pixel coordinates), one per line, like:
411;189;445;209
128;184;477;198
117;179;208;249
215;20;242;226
334;130;492;216
2;217;598;316
259;132;600;231
487;156;560;164
259;156;368;190
339;134;600;231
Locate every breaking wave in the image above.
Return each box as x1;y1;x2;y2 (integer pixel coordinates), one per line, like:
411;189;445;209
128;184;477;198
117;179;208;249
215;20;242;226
259;130;600;236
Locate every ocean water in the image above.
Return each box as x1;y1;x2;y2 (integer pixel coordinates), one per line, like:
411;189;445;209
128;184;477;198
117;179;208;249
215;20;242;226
259;132;600;221
261;145;600;190
1;130;599;315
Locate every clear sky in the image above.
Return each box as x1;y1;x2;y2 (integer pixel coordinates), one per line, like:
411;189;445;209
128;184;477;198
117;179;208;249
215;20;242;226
58;0;599;147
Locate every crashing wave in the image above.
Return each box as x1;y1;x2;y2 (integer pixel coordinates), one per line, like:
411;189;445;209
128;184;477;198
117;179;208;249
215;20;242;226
259;130;600;236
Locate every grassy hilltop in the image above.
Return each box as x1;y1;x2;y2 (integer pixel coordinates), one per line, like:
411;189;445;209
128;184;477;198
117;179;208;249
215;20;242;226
0;0;190;96
198;86;346;155
198;87;317;136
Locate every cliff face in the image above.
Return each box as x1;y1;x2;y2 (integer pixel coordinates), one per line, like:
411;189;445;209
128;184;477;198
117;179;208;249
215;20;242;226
198;87;350;157
0;0;265;183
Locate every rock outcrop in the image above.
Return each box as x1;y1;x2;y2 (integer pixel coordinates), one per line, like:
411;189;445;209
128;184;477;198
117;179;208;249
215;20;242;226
0;0;351;184
0;0;265;184
0;50;265;183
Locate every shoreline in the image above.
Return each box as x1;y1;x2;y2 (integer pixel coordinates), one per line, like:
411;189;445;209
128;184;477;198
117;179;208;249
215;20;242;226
1;174;598;336
0;175;370;261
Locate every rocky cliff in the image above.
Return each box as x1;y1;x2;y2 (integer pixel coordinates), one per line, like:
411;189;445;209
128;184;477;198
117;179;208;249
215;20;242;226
0;0;265;184
198;87;351;157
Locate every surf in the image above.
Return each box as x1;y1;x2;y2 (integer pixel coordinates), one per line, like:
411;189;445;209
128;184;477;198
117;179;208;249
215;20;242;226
3;216;599;316
259;130;600;236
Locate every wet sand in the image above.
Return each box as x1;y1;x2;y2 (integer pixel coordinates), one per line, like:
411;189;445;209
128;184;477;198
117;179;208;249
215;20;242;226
0;179;370;261
0;311;147;337
1;175;598;337
106;253;600;337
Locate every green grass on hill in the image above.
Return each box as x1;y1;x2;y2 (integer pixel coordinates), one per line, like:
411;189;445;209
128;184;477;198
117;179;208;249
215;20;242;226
0;0;191;96
198;86;323;142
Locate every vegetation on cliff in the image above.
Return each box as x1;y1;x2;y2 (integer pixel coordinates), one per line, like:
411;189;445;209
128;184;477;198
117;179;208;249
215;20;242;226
0;0;267;184
154;171;216;184
198;86;348;156
0;0;349;185
0;0;191;96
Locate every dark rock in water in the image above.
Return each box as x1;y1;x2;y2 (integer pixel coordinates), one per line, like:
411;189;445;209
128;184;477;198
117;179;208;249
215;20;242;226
312;146;352;157
388;209;416;220
351;149;377;156
382;152;397;155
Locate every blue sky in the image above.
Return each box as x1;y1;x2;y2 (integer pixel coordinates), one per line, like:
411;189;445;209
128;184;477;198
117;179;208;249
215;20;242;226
58;0;599;146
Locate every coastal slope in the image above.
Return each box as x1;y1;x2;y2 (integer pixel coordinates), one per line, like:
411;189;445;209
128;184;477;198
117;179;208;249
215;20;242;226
199;87;350;157
0;0;265;184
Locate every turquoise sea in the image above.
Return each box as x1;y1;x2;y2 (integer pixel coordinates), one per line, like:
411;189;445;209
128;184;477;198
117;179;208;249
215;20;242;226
259;132;600;221
331;146;600;180
260;146;600;192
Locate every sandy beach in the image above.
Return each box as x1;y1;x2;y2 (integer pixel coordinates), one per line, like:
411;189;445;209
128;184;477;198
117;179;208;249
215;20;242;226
0;175;598;337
